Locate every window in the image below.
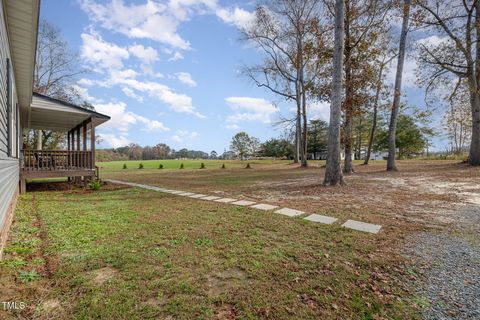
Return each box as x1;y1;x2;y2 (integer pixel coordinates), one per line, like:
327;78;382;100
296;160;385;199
6;58;12;157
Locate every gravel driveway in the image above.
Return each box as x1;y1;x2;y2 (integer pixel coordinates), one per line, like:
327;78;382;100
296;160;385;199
405;205;480;320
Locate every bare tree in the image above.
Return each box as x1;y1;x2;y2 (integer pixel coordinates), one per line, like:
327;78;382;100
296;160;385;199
242;0;323;167
386;0;411;171
443;80;472;154
324;0;345;186
31;20;85;150
415;1;480;165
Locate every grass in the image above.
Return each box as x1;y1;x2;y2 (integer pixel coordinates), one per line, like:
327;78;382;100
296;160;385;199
98;159;294;171
0;186;419;319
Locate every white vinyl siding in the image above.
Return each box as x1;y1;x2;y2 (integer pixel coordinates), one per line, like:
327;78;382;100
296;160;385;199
0;0;20;232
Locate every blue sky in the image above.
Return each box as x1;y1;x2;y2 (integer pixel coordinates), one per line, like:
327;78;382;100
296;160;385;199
40;0;448;152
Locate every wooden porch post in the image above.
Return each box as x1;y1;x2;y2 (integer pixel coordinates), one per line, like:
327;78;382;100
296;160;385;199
67;131;71;182
75;126;81;184
90;119;96;178
82;121;88;183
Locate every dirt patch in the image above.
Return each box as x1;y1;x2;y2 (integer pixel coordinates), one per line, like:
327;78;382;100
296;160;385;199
215;304;237;320
207;267;247;297
144;296;168;308
90;267;118;285
41;298;61;313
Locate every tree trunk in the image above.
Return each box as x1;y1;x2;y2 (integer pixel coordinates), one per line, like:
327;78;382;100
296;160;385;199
387;0;411;171
364;62;386;165
469;92;480;165
36;130;43;150
356;116;362;159
343;0;354;174
469;1;480;165
324;0;345;186
294;115;300;163
301;91;308;167
299;46;308;168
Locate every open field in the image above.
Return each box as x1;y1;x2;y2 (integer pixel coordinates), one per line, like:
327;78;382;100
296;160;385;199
98;159;294;170
2;160;479;319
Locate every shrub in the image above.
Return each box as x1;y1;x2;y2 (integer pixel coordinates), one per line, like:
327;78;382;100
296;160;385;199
245;163;251;169
123;163;127;169
88;179;102;190
159;164;163;169
180;163;184;169
138;163;144;169
200;162;206;169
221;164;226;169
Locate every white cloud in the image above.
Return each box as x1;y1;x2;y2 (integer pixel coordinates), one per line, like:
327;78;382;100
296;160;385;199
78;78;95;86
215;7;254;29
94;101;169;136
225;96;278;124
80;35;204;117
168;51;184;61
72;84;96;102
171;130;199;142
80;32;130;71
416;35;449;47
386;57;418;89
80;0;254;51
225;123;240;130
116;78;205;117
308;101;330;121
128;44;159;64
176;72;197;87
122;87;144;102
133;114;170;132
80;0;190;49
99;133;130;148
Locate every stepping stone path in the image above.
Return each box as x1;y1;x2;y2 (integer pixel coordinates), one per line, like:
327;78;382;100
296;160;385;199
342;219;381;234
105;179;382;234
189;194;207;198
214;198;237;203
231;200;256;206
251;204;278;211
201;196;222;201
275;208;304;217
304;214;337;225
178;192;196;196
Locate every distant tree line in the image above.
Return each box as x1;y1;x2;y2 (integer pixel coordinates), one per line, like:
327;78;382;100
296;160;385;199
97;111;432;162
230;113;433;161
96;143;212;162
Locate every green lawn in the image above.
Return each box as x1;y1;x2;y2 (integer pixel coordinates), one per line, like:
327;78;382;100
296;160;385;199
0;186;418;319
97;159;295;171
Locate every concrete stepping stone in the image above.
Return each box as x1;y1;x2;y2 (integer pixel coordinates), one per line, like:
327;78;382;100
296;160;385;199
214;198;237;203
177;192;196;196
189;194;207;198
201;196;222;201
275;208;304;217
342;220;381;234
231;200;256;206
251;203;278;211
169;190;186;194
304;214;337;224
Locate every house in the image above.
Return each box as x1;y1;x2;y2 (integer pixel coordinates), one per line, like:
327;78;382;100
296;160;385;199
309;151;355;161
0;0;110;258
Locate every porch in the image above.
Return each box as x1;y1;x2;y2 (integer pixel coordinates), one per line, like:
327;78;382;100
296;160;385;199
20;93;110;192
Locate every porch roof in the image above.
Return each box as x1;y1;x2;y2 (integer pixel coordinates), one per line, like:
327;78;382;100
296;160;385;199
29;93;110;132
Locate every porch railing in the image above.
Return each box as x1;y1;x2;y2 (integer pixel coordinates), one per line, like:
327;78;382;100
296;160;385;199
21;149;93;172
